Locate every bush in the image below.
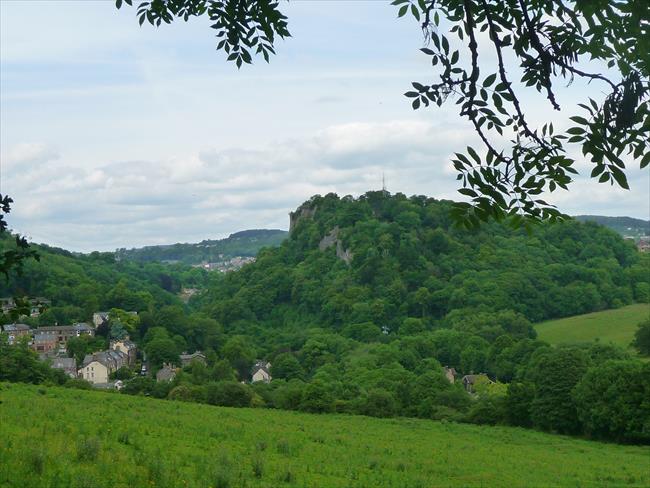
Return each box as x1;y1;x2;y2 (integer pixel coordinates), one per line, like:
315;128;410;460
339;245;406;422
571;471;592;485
205;381;253;407
111;366;134;381
65;378;93;390
632;319;650;357
360;389;397;418
465;396;506;425
168;384;206;403
251;455;264;479
120;376;154;395
300;381;333;413
76;437;101;462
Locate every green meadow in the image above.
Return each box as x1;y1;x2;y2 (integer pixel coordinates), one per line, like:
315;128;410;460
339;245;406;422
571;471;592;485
535;304;650;348
1;383;648;488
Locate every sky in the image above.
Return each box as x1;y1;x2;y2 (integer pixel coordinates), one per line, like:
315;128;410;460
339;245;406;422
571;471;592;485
1;1;648;252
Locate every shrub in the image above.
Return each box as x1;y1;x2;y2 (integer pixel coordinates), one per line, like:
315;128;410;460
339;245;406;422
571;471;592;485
360;389;397;418
65;378;93;390
251;455;264;479
27;449;46;475
76;437;101;462
205;381;253;407
465;396;506;425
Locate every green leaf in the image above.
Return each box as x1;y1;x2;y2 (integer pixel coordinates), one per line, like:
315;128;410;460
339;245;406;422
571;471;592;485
483;73;497;87
467;146;481;164
610;166;630;189
641;152;650;169
569;116;589;125
411;4;420;21
398;5;408;17
458;188;478;198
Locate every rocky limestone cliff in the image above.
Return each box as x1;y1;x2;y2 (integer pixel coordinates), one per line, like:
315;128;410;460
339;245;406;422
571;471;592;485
318;227;353;265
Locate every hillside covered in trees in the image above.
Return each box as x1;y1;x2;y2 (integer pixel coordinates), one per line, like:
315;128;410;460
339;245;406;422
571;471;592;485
199;192;648;332
0;238;209;327
574;215;649;239
115;229;288;265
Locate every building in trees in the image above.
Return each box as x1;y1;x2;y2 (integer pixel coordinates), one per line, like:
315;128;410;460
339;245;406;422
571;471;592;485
79;350;128;385
1;323;31;345
251;361;272;383
179;351;206;368
110;338;137;367
49;357;77;378
156;363;178;382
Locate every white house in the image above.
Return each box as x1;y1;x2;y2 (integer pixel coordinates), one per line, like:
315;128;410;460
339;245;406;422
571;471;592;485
79;350;127;384
251;360;272;383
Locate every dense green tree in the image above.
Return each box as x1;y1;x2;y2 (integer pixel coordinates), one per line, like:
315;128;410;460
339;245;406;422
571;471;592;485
504;382;535;428
205;381;253;407
66;337;88;367
145;338;180;369
300;380;334;413
211;359;237;382
271;353;304;381
0;337;52;384
222;335;256;380
528;348;588;434
573;360;650;442
360;389;398;418
632;319;650;356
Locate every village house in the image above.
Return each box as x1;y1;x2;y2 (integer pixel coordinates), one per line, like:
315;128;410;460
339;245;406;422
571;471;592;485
638;237;650;253
36;323;94;348
92;312;110;329
32;333;58;354
444;366;457;384
462;374;493;394
50;357;77;377
1;298;15;315
1;297;50;317
156;363;178;382
79;350;128;385
251;360;272;383
1;323;32;345
180;351;206;368
110;338;137;367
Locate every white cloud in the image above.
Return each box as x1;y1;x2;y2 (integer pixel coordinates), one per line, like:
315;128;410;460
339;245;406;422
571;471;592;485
3;120;477;251
3;117;647;253
3;142;59;171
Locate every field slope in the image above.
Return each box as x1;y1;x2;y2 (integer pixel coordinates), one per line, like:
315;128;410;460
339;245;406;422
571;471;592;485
1;383;648;488
535;304;650;348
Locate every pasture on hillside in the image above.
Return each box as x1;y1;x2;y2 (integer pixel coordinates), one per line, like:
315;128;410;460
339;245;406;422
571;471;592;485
535;304;650;349
1;383;648;488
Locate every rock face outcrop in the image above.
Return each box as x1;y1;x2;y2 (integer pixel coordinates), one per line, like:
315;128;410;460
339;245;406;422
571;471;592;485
318;227;340;251
289;206;317;234
319;227;353;265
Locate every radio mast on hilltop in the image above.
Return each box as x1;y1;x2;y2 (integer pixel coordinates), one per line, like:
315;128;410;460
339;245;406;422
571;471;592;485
382;172;387;193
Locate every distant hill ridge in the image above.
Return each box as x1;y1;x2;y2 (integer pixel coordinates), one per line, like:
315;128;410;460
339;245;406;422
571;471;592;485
116;229;288;264
574;215;649;238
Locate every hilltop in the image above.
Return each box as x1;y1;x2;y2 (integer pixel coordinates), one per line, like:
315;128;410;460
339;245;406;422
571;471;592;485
574;215;650;239
115;229;288;265
2;383;648;488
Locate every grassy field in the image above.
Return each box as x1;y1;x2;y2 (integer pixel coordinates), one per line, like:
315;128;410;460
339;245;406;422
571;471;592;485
1;383;648;488
535;303;650;348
